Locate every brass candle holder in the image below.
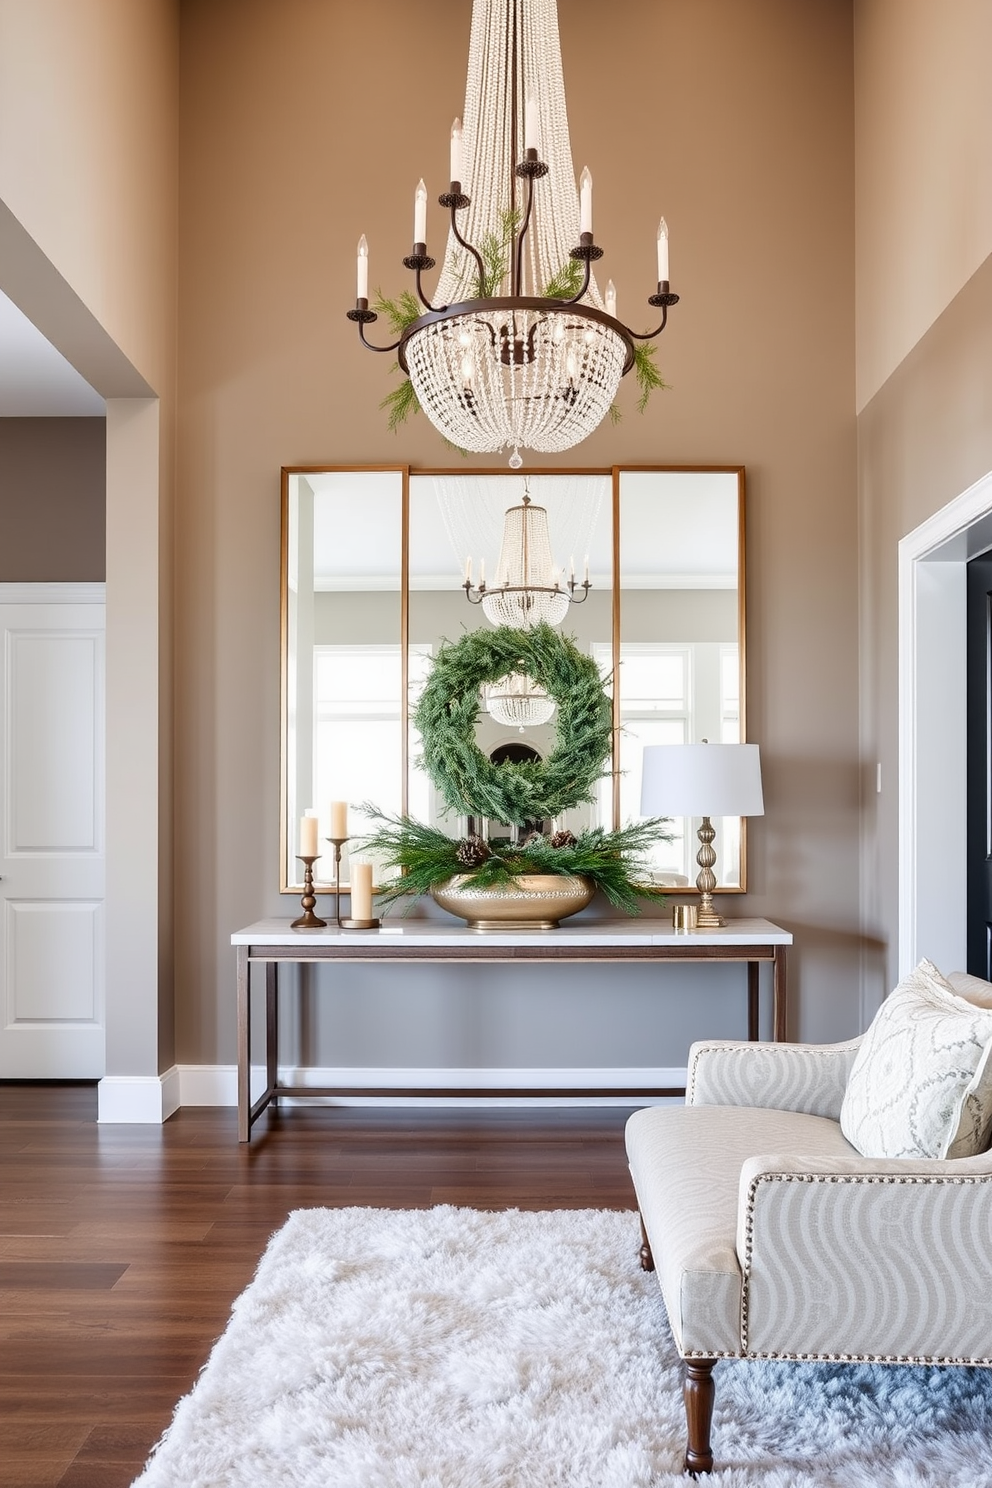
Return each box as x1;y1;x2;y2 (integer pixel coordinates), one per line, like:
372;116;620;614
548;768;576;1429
290;855;327;929
327;836;381;931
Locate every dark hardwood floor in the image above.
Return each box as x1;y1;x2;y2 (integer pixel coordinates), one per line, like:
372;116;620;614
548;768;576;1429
0;1083;639;1487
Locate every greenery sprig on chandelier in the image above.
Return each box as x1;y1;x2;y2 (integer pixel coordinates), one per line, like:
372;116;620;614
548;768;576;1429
413;622;612;824
355;812;673;917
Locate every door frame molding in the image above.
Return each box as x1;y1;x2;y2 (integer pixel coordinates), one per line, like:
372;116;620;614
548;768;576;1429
899;469;992;979
0;583;105;604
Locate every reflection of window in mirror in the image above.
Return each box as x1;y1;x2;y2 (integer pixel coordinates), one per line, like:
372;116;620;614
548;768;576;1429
616;468;743;890
600;637;742;886
312;643;432;881
282;467;404;890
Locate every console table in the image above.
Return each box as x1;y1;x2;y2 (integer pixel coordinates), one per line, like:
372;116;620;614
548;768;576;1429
232;918;792;1142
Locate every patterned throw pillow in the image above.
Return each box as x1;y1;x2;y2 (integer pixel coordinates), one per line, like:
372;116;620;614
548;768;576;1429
841;959;992;1159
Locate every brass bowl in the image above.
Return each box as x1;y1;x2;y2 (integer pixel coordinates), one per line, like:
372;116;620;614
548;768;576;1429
430;873;595;930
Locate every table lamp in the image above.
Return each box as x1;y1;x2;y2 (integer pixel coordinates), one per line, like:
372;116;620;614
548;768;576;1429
640;742;764;927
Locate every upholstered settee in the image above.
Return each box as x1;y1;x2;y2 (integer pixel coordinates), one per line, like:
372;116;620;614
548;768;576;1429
626;999;992;1475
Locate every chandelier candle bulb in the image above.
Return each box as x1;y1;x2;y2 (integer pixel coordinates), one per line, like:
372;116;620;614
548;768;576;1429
356;235;369;300
329;800;349;840
657;216;669;284
526;94;540;155
414;179;428;246
449;118;462;184
299;815;319;858
579;167;593;234
605;279;617;318
584;554;590;583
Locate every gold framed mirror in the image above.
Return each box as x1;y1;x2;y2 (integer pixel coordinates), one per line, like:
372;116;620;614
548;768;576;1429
281;464;746;894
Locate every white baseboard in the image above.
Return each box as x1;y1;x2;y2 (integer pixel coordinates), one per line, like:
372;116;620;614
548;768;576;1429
175;1064;687;1110
98;1065;181;1124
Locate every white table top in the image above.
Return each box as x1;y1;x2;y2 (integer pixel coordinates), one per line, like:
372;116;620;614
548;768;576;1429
232;917;792;948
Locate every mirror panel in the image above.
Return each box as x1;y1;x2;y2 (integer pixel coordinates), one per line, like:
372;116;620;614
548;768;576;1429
408;472;614;839
617;468;745;888
281;467;405;891
282;465;746;894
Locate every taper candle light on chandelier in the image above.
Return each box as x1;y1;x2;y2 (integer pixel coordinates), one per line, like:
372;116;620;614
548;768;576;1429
345;0;679;465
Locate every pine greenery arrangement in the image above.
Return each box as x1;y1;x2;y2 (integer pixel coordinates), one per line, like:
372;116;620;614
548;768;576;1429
354;810;675;917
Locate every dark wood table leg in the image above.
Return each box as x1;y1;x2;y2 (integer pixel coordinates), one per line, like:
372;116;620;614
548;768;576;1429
747;961;759;1040
237;945;250;1142
773;945;787;1042
265;960;278;1101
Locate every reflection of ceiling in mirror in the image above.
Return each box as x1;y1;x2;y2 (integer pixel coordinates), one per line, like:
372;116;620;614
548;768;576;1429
414;475;610;590
308;470;403;590
304;469;739;592
620;471;738;588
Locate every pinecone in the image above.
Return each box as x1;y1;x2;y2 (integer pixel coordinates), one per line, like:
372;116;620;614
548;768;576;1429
455;834;491;869
550;829;578;849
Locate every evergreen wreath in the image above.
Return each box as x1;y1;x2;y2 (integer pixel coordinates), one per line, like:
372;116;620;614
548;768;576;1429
413;622;613;825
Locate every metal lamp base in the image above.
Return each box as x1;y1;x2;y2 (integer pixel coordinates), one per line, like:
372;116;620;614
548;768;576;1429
694;818;725;926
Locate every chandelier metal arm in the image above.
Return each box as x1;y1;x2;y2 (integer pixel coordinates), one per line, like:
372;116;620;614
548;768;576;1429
557;248;593;307
444;198;488;298
346;301;406;354
395;297;637;376
463;579;591;606
628;286;681;341
513;165;535;296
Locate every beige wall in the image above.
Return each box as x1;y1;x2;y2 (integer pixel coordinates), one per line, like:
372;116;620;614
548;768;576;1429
176;0;859;1066
858;249;992;1002
856;2;992;1003
0;0;178;390
0;418;105;581
854;0;992;410
0;0;180;1080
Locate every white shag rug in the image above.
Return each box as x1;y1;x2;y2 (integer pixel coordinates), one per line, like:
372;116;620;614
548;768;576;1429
133;1206;992;1488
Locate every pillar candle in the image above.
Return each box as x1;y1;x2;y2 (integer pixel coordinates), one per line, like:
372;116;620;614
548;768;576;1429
330;800;349;839
351;860;373;921
299;815;318;857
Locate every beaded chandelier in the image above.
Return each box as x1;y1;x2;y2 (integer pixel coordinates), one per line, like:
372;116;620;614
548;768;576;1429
462;485;589;627
347;0;678;465
484;672;557;729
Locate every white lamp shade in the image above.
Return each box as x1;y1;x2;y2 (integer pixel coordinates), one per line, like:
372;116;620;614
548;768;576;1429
640;743;764;818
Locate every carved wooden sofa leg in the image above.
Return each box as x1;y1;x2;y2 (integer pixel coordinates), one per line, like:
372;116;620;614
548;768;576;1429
683;1358;716;1476
638;1212;655;1272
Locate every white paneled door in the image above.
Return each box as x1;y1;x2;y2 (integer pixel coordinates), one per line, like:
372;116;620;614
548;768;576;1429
0;586;106;1077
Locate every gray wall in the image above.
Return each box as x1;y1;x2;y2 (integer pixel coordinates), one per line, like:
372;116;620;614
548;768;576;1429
0;418;105;580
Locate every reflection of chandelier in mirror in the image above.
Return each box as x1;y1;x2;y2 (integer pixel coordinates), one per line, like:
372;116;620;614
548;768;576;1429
464;483;589;627
484;671;557;730
346;0;678;466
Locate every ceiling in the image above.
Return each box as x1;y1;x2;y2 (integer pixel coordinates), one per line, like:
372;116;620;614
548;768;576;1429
0;287;105;415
